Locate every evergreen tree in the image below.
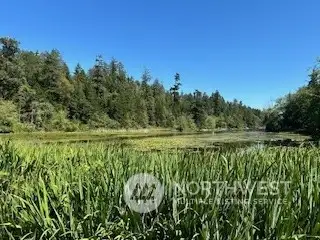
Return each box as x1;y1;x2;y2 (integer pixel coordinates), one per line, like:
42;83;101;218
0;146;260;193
191;90;207;128
40;50;73;105
0;37;26;99
170;73;182;118
68;64;92;123
141;69;156;125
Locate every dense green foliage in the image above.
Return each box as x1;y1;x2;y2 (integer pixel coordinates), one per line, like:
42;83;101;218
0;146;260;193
265;60;320;137
0;37;262;132
0;142;320;239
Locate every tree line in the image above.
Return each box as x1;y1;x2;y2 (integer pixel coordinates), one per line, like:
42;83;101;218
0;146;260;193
0;37;263;132
265;60;320;137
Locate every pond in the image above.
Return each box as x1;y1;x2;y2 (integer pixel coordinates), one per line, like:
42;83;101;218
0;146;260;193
0;130;313;151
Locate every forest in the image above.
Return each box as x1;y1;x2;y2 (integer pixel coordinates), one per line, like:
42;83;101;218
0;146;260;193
0;37;263;133
264;60;320;137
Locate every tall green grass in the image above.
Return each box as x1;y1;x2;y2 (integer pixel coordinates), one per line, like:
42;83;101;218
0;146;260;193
0;141;320;239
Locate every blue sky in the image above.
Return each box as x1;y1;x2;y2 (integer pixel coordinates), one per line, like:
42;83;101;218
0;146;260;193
2;0;320;109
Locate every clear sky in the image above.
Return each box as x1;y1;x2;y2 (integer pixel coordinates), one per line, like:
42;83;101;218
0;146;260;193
2;0;320;109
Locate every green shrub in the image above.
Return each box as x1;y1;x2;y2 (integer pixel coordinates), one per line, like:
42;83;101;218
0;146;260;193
88;113;120;129
13;123;37;132
265;111;283;132
175;115;197;131
0;100;20;133
215;116;227;129
204;115;217;129
46;110;79;132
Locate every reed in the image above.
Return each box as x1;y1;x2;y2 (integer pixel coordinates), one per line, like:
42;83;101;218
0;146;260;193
0;141;319;239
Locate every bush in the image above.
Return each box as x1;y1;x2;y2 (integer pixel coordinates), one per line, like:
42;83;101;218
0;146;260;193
175;115;197;132
0;100;20;133
204;116;217;129
46;110;80;132
215;116;227;129
88;113;120;129
265;111;283;132
14;123;37;132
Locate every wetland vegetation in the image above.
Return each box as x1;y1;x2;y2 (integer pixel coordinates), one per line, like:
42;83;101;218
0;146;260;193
0;139;320;239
